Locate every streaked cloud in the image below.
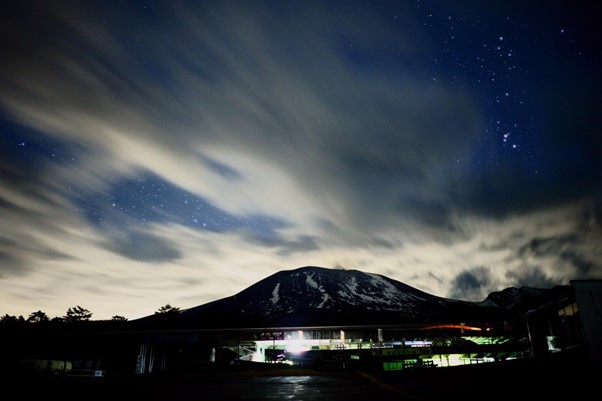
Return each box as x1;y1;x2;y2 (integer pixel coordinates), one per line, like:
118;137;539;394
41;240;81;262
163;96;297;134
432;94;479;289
0;1;600;319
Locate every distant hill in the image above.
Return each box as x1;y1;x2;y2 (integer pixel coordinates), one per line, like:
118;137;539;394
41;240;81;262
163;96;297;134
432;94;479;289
132;266;555;329
478;286;548;312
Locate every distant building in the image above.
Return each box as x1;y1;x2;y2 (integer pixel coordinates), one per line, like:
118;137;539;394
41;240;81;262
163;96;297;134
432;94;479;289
525;279;602;362
5;280;600;379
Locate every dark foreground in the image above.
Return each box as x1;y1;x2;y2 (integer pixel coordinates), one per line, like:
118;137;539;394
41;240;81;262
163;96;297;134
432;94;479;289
8;357;599;400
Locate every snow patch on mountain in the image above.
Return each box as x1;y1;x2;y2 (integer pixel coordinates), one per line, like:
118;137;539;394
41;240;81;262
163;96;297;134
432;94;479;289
356;293;383;308
317;292;331;308
346;277;359;294
336;278;356;305
271;283;280;305
306;273;319;290
337;289;353;302
367;273;400;304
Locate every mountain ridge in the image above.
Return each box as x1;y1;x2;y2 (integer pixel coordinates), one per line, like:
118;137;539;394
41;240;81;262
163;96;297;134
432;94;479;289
134;266;555;329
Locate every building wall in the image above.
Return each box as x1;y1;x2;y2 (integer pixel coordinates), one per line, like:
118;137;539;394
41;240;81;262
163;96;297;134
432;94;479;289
572;280;602;362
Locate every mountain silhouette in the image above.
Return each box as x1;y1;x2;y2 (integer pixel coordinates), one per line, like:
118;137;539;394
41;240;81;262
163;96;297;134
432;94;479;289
133;266;550;329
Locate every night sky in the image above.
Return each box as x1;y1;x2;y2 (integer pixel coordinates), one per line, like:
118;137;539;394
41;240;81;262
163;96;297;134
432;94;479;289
1;0;600;320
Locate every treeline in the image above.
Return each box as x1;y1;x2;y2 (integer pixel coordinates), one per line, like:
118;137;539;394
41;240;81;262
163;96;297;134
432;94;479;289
0;303;181;324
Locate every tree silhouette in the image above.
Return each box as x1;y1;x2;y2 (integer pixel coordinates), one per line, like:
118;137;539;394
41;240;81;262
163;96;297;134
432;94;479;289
154;304;180;321
64;305;93;322
27;310;49;323
1;314;24;324
111;315;128;321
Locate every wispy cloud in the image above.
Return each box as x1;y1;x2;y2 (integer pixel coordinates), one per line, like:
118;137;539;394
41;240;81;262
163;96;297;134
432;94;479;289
0;1;600;319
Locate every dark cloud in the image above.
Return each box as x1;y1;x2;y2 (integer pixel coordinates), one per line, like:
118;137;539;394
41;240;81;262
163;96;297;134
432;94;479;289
0;229;75;277
200;156;244;181
559;250;596;277
0;242;25;277
275;235;322;256
505;267;558;290
0;0;601;318
104;231;181;263
368;237;398;250
448;266;493;301
517;234;580;258
516;230;600;279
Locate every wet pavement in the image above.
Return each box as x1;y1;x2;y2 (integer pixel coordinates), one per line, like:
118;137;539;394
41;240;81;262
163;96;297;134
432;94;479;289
158;374;399;400
19;372;408;400
11;358;600;400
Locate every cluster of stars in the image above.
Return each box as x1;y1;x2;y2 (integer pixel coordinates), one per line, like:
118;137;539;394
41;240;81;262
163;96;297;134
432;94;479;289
413;5;549;171
74;174;285;244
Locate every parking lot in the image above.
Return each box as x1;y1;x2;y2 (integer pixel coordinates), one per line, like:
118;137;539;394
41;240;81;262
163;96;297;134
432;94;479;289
10;357;600;400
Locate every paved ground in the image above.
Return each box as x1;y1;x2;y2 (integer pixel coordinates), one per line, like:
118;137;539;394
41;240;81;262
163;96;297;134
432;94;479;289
14;371;403;400
10;357;600;400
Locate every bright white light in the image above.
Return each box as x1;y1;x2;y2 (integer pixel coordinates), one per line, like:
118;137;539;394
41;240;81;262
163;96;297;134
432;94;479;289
286;343;309;354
